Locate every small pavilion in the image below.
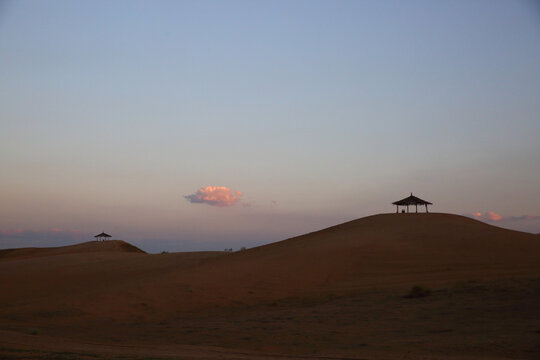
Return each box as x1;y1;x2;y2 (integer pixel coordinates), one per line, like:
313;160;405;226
392;193;432;213
94;232;112;241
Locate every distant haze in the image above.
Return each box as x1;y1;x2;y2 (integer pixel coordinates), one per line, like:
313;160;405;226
1;0;539;253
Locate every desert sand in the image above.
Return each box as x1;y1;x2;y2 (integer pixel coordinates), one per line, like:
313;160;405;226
1;213;539;359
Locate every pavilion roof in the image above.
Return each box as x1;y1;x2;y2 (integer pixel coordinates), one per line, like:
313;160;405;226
392;193;432;206
94;232;112;238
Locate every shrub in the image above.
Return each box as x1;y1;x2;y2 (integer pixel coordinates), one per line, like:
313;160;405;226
406;285;432;298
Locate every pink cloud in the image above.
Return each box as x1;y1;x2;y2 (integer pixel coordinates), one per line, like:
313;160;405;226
487;211;502;221
0;229;26;235
185;186;243;207
470;211;503;221
468;212;540;222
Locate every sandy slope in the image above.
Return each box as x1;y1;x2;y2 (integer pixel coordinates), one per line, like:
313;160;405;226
0;239;146;260
1;213;539;359
107;213;539;315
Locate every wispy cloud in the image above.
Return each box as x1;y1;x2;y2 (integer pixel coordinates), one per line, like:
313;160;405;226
468;212;539;222
506;215;540;221
185;186;243;207
0;228;90;248
0;229;87;237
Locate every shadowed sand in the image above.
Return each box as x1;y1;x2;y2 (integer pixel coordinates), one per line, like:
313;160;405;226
1;213;539;359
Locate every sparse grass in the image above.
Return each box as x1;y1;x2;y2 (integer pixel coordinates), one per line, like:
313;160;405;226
3;278;538;359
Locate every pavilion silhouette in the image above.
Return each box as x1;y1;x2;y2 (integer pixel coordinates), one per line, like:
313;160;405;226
392;193;432;213
94;232;112;241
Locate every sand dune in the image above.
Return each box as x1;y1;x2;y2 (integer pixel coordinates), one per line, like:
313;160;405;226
112;213;539;314
1;213;539;359
0;239;146;260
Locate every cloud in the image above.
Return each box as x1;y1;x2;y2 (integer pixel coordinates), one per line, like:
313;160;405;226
506;215;540;221
469;211;503;221
185;186;242;207
468;212;539;222
0;229;86;237
0;228;89;248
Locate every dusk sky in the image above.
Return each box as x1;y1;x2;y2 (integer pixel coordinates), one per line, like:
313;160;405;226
1;0;539;253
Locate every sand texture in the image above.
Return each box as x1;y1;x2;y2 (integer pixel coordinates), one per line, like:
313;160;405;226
1;213;539;359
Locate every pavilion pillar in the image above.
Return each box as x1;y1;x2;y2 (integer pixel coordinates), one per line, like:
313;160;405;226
425;204;429;213
396;205;398;213
415;204;418;213
406;205;409;213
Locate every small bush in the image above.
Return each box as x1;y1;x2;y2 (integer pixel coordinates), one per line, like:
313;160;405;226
406;285;431;298
28;328;40;335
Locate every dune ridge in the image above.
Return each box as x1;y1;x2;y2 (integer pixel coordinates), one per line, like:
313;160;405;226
0;239;146;260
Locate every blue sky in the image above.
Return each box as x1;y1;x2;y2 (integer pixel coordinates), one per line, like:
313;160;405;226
1;0;539;252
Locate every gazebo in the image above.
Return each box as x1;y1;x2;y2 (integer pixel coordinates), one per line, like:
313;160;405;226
392;193;432;213
94;232;112;241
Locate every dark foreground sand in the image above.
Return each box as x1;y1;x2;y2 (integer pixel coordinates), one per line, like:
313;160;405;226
1;213;539;359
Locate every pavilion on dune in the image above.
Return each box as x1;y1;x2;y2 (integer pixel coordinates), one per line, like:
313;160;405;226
94;232;112;241
392;193;432;213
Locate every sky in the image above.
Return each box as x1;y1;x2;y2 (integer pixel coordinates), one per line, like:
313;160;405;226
1;0;539;253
